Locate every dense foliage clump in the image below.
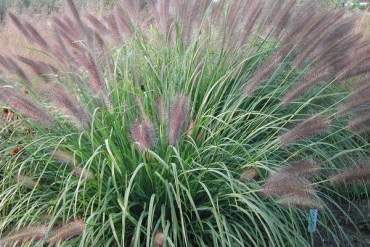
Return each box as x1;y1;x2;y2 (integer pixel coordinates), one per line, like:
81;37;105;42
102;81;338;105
1;0;370;246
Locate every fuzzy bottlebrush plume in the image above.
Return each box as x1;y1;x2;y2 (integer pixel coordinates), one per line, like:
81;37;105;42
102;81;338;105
23;22;50;51
337;57;370;82
338;81;370;115
281;66;334;105
85;13;109;35
155;96;167;124
277;194;322;209
330;163;370;185
8;12;33;42
347;114;370;134
0;87;54;127
52;149;92;180
238;0;263;46
74;52;111;107
243;48;286;96
17;56;57;83
0;55;30;84
53;16;78;38
72;167;94;181
105;13;122;43
176;0;212;45
115;6;134;39
279;160;320;178
239;167;258;182
9;12;51;51
52;149;76;165
295;10;346;54
51;28;74;66
16;174;38;189
47;219;85;246
261;174;315;198
91;30;107;53
270;0;297;38
66;0;85;35
261;163;320;209
0;225;48;246
130;119;156;152
292;13;354;69
154;231;165;247
152;0;171;36
340;60;370;81
311;32;363;70
278;116;330;147
62;15;79;36
40;83;91;129
167;95;190;145
244;7;363;99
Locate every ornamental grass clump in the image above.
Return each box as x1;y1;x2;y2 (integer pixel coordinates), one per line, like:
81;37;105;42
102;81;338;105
1;0;370;246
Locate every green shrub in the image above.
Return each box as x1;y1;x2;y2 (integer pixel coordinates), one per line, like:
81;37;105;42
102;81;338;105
0;0;370;246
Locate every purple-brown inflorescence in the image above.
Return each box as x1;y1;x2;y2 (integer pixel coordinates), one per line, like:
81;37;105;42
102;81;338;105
47;219;85;246
0;87;54;127
279;160;321;178
41;83;91;129
277;194;322;209
239;167;259;182
16;173;38;189
72;167;94;181
338;80;370;115
261;172;314;197
347;114;370;134
261;161;321;208
0;225;48;246
278;115;330;147
52;149;76;165
130;119;156;152
51;149;93;180
0;55;30;84
330;163;370;185
154;231;165;247
167;95;190;145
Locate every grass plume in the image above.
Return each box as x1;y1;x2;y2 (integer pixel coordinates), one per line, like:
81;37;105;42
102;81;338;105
278;116;330;147
0;225;48;246
130;119;156;152
47;219;85;246
330;163;370;185
167;95;190;145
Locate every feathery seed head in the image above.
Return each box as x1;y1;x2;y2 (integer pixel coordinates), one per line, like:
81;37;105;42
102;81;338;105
52;149;76;165
72;167;94;181
0;87;54;127
0;225;48;246
240;167;258;182
47;219;85;246
330;163;370;185
168;95;190;145
40;83;91;129
279;160;320;178
154;231;165;247
16;174;38;189
130;119;156;152
278;116;330;147
277;194;323;209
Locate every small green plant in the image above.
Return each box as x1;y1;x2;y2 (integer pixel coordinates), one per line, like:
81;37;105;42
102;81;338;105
0;0;370;246
345;1;370;10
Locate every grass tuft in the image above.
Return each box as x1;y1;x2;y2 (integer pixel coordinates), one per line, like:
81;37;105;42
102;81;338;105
0;0;370;246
